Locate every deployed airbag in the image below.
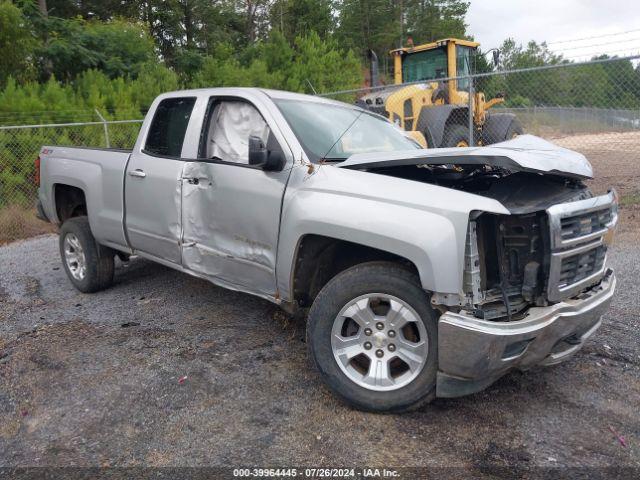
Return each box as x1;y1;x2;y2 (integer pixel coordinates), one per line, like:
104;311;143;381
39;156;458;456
206;101;270;163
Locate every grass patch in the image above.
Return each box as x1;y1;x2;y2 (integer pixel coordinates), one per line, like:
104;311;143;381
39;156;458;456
620;192;640;207
0;205;57;245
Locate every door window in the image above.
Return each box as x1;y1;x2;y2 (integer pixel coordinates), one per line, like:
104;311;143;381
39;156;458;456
145;97;196;157
202;101;271;164
456;46;472;90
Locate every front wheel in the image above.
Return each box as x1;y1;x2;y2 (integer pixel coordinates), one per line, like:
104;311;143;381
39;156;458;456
306;262;438;412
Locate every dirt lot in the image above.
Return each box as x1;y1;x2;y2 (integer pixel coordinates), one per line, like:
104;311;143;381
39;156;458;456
556;131;640;236
0;134;639;476
0;206;57;246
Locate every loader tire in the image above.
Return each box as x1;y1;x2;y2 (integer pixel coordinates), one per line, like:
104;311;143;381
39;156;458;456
441;124;471;148
505;118;523;140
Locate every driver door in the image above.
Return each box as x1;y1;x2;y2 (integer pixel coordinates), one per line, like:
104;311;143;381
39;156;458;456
180;97;292;298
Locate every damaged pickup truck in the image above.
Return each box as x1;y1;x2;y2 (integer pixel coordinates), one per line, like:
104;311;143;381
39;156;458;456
36;88;617;412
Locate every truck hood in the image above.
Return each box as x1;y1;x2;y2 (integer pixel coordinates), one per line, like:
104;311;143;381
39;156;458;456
337;134;593;179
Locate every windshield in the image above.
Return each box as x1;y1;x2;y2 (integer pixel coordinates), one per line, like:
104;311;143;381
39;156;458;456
402;47;447;82
275;99;419;162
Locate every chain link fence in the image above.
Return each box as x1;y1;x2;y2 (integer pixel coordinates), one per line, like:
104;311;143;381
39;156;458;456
319;54;640;228
0;119;141;244
321;55;640;147
2;56;640;243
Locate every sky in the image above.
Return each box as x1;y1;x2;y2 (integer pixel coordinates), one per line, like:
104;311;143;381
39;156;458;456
466;0;640;61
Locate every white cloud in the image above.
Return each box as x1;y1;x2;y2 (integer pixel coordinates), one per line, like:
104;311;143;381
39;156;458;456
466;0;640;60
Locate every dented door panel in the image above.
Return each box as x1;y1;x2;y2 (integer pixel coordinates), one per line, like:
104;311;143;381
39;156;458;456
181;161;289;297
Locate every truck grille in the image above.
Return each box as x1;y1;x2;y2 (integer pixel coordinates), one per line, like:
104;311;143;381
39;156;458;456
560;208;613;243
558;244;607;288
546;192;617;302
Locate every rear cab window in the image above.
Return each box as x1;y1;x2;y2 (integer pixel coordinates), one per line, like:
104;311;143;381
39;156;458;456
144;97;196;157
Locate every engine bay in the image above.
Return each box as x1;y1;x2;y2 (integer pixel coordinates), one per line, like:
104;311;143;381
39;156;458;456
359;164;599;321
360;165;591;214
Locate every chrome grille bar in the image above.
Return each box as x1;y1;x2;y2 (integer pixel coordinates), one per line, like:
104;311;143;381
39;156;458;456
546;191;617;302
547;191;618;249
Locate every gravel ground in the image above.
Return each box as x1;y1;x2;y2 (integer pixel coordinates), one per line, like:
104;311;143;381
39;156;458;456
0;230;638;473
1;137;639;475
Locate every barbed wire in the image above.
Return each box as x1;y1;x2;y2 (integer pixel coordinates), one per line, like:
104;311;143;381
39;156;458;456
553;37;640;52
564;48;640;60
547;28;640;45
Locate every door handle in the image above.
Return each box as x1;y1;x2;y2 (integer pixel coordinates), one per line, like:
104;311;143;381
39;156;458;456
184;177;209;185
128;169;146;178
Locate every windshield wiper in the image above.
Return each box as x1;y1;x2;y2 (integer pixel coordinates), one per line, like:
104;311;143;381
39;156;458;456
321;157;347;163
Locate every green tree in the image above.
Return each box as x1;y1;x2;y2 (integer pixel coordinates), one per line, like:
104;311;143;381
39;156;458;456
490;38;567;106
40;18;156;81
197;1;247;51
336;0;402;62
270;0;334;43
41;0;138;20
595;55;640;108
130;0;252;69
0;1;39;87
336;0;470;80
404;0;469;44
288;31;362;93
498;38;563;70
191;31;362;94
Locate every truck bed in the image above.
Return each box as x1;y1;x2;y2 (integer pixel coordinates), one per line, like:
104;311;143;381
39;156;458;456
38;145;133;249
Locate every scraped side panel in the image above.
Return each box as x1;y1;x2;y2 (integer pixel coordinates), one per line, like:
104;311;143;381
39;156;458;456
180;161;286;298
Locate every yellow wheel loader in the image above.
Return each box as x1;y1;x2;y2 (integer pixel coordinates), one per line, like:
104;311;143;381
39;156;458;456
358;38;522;148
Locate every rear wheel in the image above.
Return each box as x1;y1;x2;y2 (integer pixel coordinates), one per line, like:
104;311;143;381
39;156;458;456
306;262;438;412
441;124;470;148
59;216;115;293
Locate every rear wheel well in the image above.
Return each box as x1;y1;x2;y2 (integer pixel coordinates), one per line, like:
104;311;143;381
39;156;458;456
54;184;87;224
291;234;419;310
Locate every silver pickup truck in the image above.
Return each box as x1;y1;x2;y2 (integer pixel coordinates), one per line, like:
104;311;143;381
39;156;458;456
36;88;617;412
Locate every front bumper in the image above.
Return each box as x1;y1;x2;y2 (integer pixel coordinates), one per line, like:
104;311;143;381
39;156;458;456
436;268;615;398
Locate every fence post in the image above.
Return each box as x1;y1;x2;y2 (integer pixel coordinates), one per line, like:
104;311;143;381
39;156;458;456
468;76;474;146
95;109;110;148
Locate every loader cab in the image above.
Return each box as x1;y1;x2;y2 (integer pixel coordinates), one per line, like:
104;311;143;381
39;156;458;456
359;37;508;149
391;38;479;104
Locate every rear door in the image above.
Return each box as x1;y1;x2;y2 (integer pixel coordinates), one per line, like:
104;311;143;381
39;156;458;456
180;96;292;297
124;97;196;263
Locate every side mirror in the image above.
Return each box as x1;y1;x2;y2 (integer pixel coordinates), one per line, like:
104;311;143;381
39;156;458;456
248;136;268;167
248;135;285;172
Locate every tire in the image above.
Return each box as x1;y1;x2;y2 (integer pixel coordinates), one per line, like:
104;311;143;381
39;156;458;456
59;216;115;293
505;118;523;140
306;261;438;413
441;124;470;148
